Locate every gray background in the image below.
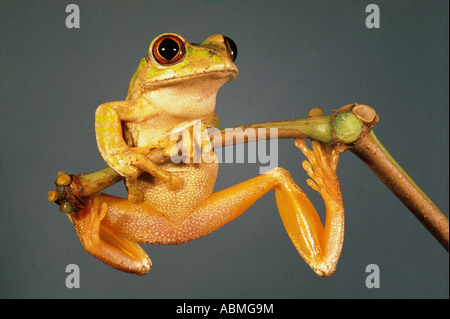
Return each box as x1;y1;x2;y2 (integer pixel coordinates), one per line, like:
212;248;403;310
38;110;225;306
1;0;448;298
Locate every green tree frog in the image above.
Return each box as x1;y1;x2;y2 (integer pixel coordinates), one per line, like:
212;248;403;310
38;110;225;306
69;33;344;276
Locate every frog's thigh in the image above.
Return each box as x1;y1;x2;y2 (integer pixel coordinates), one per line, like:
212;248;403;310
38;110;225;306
102;167;323;250
100;173;279;245
189;167;324;257
181;171;282;240
182;167;329;274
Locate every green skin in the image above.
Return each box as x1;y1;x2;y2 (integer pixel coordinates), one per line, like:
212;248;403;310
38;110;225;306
126;56;148;100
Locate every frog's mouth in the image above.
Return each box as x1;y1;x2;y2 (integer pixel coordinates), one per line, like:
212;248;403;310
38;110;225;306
147;68;238;88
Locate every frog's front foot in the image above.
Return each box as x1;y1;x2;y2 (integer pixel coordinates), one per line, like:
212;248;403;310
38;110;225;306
124;176;144;203
124;169;181;204
109;149;182;197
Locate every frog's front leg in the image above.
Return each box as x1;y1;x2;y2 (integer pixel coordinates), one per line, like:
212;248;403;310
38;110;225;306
95;102;181;202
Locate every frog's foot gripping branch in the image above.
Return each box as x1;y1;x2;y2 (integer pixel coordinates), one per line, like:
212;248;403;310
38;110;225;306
274;139;344;276
48;169;121;215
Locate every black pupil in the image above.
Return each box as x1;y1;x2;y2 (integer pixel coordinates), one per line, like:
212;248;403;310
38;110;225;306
158;38;180;61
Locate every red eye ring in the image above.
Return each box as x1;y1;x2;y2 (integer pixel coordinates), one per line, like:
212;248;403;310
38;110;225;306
152;35;186;65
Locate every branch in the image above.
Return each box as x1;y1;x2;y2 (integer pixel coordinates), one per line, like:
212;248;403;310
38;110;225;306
48;104;448;251
351;131;449;251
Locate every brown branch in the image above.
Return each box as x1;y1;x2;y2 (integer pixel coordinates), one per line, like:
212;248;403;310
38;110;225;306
351;131;449;251
49;104;448;251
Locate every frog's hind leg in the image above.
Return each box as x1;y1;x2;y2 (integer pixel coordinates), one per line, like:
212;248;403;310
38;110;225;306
184;139;344;277
68;194;152;275
67;139;343;277
96;139;343;277
274;139;344;277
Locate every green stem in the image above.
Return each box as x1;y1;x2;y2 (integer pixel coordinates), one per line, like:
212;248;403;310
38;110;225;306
229;115;334;143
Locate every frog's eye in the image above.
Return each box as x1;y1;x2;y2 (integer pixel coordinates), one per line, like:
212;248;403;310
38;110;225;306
223;36;237;62
152;35;186;65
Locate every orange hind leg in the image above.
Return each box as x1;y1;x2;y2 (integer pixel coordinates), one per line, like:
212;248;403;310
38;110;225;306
69;139;343;276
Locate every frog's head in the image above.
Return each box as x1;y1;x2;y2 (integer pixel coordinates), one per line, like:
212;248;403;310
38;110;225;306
127;33;238;101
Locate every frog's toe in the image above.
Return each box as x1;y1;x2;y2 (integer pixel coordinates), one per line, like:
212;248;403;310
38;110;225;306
128;191;144;203
165;173;181;190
